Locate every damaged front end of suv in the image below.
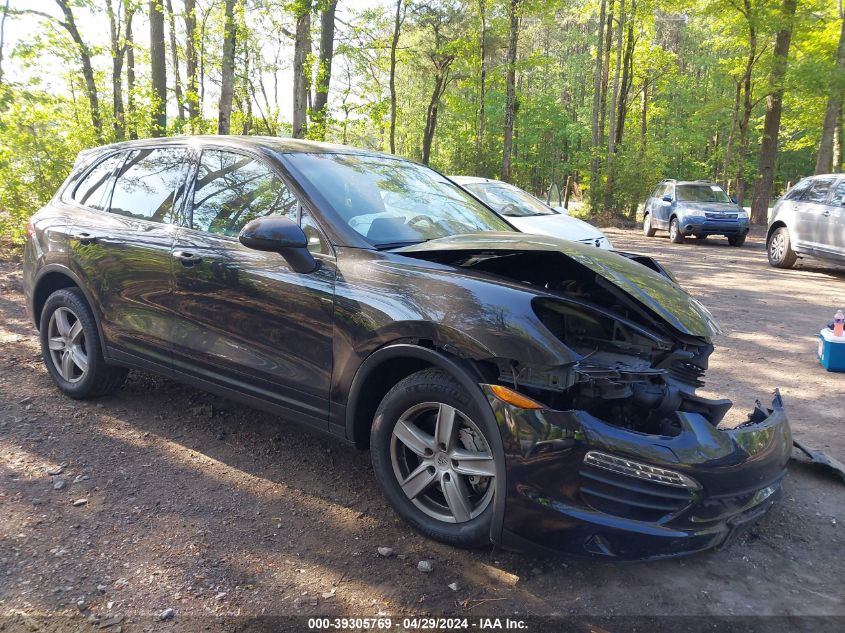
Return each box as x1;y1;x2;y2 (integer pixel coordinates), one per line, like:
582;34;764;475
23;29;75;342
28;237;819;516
397;234;792;559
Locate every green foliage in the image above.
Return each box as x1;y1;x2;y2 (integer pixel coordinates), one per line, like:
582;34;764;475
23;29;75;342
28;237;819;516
0;0;842;248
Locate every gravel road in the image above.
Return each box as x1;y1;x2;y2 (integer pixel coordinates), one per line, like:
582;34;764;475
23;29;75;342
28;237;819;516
1;227;843;631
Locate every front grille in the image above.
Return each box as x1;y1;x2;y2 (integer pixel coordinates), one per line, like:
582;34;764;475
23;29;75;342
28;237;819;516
704;212;738;220
579;455;697;522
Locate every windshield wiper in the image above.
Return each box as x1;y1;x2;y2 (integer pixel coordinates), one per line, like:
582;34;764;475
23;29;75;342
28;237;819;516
376;239;428;250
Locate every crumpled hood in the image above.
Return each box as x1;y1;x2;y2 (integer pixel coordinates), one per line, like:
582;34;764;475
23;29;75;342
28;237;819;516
396;232;720;338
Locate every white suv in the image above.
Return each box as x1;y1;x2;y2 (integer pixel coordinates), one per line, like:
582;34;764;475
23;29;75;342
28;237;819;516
767;174;845;268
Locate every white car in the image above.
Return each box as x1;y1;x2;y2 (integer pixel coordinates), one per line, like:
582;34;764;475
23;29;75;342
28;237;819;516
450;176;613;249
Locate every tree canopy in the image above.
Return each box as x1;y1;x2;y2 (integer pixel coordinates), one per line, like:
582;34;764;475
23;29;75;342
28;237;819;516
0;0;842;243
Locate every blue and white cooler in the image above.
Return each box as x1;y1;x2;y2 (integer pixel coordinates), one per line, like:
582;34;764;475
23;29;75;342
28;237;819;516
818;328;845;372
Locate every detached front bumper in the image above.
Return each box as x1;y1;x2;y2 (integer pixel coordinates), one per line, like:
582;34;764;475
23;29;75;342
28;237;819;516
483;386;792;560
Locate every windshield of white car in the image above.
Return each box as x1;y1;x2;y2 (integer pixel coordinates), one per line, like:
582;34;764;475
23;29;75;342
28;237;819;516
676;184;731;203
285;153;514;247
464;182;557;217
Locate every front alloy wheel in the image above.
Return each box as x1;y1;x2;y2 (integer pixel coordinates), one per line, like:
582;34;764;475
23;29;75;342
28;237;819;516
669;217;685;244
768;227;797;268
371;368;499;548
390;402;495;524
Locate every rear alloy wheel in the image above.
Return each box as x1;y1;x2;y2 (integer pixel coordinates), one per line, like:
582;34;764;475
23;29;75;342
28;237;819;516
767;227;797;268
371;369;498;548
728;235;746;247
643;213;656;237
39;288;128;398
669;217;685;244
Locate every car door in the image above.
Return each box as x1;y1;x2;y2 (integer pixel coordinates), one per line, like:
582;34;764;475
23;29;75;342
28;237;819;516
793;177;835;252
169;147;336;429
654;183;673;228
824;178;845;259
68;146;189;368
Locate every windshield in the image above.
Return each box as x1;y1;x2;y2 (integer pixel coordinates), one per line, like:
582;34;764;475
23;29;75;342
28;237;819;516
285;153;513;247
676;184;731;203
464;182;557;217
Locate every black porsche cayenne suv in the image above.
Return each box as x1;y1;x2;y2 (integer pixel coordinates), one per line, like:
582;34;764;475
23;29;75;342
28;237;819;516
23;136;791;559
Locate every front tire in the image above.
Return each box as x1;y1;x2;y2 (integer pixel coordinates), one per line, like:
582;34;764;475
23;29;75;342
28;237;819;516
767;227;797;268
643;213;656;237
669;217;685;243
39;288;128;399
370;369;498;548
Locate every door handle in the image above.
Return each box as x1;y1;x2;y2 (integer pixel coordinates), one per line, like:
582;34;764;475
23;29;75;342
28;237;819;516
822;210;831;217
173;250;203;266
72;232;98;245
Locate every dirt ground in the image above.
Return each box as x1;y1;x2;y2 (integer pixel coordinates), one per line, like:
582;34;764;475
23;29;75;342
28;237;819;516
1;227;844;631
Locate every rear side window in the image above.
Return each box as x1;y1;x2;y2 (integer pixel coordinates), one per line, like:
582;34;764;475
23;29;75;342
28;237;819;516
69;153;124;209
829;180;845;207
109;147;188;223
191;149;298;236
801;178;834;204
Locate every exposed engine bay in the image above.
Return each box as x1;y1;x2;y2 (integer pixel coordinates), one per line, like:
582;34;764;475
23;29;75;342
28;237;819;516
407;248;732;437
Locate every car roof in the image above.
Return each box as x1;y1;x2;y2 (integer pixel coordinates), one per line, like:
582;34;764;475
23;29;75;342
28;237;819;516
658;179;726;187
78;135;396;159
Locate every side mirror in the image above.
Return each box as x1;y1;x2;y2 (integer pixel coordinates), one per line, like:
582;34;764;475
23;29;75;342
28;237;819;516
730;196;738;204
238;216;317;274
661;194;673;203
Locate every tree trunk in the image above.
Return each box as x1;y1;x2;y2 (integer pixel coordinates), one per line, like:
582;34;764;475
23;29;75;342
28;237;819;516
217;0;237;135
184;0;198;125
125;0;136;139
816;13;845;174
0;0;10;86
750;0;798;225
604;0;626;213
589;0;607;204
149;0;167;136
55;0;102;138
722;81;741;190
105;0;125;140
165;0;185;123
599;0;614;143
735;0;757;205
501;0;520;181
389;0;404;154
312;0;337;140
476;0;486;169
614;0;635;148
292;1;312;139
422;71;446;166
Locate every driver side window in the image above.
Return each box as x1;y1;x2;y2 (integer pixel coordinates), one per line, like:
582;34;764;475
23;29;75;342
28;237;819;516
192;150;298;237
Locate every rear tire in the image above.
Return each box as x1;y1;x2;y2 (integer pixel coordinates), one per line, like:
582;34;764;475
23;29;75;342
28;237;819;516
669;217;685;244
767;227;797;268
39;288;128;399
643;213;656;237
728;235;746;247
370;368;499;549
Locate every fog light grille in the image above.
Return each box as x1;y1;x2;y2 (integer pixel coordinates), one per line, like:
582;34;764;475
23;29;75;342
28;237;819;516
579;451;699;522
